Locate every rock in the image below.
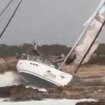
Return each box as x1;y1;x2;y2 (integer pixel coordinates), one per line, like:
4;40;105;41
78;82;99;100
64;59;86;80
70;76;105;86
5;56;18;71
0;84;105;101
0;58;8;72
0;63;105;101
0;85;45;101
76;101;105;105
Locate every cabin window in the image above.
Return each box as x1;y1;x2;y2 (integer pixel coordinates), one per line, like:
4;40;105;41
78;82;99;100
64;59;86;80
30;63;38;66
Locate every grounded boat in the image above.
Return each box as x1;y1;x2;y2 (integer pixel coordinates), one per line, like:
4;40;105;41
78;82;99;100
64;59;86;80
0;0;105;88
0;0;73;88
17;0;105;88
17;47;73;88
17;59;72;88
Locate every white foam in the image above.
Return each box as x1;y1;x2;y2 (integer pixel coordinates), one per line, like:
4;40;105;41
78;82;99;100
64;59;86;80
0;71;21;87
0;99;97;105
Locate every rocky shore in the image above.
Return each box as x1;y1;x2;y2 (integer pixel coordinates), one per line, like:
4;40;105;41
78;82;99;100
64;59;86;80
0;56;17;72
0;56;105;105
76;100;105;105
0;85;105;105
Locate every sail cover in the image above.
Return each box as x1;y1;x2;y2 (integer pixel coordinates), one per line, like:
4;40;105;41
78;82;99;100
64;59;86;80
57;0;105;70
74;2;105;64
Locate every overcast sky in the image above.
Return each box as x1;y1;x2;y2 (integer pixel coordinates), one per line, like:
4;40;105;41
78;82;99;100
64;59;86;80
0;0;103;46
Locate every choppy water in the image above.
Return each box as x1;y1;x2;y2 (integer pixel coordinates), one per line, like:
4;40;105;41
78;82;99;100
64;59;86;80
0;71;97;104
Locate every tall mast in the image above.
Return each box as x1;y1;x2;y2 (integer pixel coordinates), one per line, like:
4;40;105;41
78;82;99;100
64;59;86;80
59;0;105;70
75;19;105;73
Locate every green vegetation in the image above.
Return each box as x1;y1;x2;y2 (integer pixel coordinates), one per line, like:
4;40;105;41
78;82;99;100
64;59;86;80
0;43;70;57
0;43;105;64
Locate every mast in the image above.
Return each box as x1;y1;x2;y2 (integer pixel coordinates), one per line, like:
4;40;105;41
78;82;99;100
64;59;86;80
58;16;98;70
58;0;105;70
58;25;93;70
0;0;23;38
75;19;105;73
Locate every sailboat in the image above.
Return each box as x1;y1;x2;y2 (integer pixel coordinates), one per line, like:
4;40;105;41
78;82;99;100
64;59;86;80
0;0;104;88
17;44;73;88
16;0;105;88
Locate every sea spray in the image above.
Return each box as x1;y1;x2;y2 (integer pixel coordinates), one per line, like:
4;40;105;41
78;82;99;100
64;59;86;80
0;71;21;87
0;99;97;105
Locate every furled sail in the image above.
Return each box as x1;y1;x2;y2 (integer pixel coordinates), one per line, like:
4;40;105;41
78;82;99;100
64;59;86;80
74;10;105;64
74;1;105;64
59;0;105;71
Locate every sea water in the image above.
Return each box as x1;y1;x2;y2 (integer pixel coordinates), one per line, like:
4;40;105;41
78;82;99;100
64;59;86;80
0;99;97;105
0;72;97;105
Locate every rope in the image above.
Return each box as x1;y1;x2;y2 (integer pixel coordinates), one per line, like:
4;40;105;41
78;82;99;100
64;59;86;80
0;0;23;38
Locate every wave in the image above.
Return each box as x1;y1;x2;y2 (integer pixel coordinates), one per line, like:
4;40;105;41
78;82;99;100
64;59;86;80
0;99;97;105
0;71;21;87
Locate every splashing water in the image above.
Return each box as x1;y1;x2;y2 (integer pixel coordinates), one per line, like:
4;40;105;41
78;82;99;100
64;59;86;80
0;71;21;87
0;99;97;105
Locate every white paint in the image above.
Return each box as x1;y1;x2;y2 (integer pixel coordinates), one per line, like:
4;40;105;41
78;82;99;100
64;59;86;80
17;60;73;86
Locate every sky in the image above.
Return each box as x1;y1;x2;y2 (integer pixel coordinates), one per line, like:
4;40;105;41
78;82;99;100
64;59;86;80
0;0;103;46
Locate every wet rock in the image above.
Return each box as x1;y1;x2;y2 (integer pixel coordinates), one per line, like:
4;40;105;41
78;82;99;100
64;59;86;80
47;85;105;99
0;85;44;101
70;76;105;86
0;64;105;101
5;56;18;71
0;58;8;72
0;84;105;101
0;56;18;72
76;100;105;105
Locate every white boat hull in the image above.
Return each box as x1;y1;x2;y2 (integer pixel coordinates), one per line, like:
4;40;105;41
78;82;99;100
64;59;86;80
17;60;73;88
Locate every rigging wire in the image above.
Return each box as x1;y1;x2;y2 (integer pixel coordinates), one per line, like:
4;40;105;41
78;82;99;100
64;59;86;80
75;20;105;73
58;3;105;70
0;0;14;17
0;0;23;38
